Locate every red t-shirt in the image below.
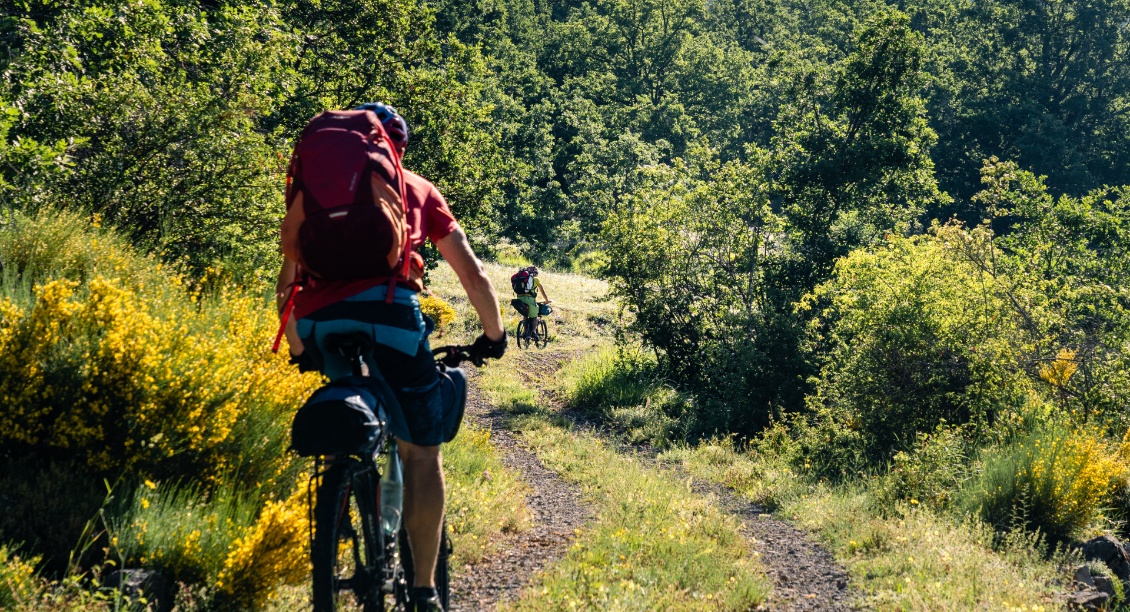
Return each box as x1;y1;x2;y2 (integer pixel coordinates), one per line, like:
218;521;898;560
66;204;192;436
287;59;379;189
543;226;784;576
292;170;460;320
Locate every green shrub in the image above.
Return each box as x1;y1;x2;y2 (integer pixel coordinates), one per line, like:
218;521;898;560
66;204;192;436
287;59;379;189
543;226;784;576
959;425;1128;544
785;409;869;482
873;424;971;510
557;346;683;445
569;248;609;277
803;229;1032;466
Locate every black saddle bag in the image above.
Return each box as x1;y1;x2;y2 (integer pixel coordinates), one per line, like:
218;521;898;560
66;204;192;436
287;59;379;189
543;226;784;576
291;376;385;456
438;366;467;443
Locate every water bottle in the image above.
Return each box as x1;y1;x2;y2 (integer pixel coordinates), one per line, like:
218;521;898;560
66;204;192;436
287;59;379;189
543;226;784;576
379;449;404;538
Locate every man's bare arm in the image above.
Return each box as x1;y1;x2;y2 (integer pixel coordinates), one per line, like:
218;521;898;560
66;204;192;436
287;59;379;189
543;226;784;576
435;229;504;341
276;257;298;315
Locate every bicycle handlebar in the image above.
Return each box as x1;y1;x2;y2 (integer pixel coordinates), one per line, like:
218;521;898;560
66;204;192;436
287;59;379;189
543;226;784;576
432;345;478;368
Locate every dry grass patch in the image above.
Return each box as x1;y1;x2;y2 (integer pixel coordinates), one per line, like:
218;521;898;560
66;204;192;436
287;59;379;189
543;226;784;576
670;442;1071;611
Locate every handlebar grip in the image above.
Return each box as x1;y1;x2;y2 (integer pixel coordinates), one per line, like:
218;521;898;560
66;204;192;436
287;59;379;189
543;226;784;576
432;345;478;368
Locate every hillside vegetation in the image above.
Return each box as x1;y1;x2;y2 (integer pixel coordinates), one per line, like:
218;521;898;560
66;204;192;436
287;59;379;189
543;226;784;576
4;0;1130;609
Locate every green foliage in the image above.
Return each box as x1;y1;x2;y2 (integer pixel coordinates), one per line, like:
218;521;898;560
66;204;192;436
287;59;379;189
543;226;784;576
557;346;684;445
603;13;945;436
977;159;1130;423
774;11;945;284
914;0;1130;207
803;230;1030;465
873;425;971;510
959;424;1129;545
1;0;519;273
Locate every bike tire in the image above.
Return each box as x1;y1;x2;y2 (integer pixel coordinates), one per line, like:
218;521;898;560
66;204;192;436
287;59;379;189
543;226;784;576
515;319;531;349
311;462;384;612
535;319;548;348
399;523;452;610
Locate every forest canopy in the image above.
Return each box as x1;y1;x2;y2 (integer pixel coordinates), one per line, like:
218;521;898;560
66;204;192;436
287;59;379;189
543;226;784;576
4;0;1130;439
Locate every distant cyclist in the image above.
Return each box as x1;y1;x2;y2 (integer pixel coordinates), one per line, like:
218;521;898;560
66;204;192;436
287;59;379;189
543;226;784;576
277;102;505;612
511;265;551;320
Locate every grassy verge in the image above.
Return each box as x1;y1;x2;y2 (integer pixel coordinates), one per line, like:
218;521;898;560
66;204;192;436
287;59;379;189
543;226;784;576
444;423;533;566
503;419;768;611
665;440;1069;610
428;260;768;610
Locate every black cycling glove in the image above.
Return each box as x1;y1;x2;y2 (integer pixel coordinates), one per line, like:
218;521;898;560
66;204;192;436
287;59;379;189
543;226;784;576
469;332;507;365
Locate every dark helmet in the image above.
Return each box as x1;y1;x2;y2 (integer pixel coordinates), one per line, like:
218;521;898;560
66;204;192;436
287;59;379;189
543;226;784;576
355;102;408;154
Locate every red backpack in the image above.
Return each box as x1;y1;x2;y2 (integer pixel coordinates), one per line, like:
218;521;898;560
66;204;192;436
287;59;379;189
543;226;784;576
280;110;410;283
511;269;534;295
272;110;418;353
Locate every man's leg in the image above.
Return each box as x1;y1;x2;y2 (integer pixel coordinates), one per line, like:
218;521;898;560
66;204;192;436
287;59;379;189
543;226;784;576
398;440;445;587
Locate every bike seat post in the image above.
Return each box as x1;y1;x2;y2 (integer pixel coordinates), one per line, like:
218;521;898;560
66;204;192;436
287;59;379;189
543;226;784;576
337;343;367;377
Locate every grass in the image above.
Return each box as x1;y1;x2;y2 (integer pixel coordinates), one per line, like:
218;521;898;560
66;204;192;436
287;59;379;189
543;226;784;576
437;260;769;610
554;345;684;446
665;441;1072;610
501;421;769;611
444;423;533;566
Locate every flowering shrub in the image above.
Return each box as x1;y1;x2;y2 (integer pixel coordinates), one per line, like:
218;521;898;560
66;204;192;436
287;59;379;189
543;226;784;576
419;294;458;336
116;477;310;609
0;274;320;489
963;426;1129;543
1038;348;1078;388
215;490;311;609
0;545;40;608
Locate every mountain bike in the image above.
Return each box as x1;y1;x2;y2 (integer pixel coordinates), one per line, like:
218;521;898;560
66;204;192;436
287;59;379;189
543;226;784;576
515;302;550;349
305;335;473;611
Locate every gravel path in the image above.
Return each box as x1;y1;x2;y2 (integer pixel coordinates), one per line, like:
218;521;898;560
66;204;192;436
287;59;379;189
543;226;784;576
448;379;592;610
686;477;853;610
448;347;854;610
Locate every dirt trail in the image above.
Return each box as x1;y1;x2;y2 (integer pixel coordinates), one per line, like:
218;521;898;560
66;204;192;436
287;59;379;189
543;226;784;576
448;348;853;610
448;380;592;610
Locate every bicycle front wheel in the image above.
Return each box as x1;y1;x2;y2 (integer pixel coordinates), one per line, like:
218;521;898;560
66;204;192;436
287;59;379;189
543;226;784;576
515;319;531;349
312;461;383;612
535;319;548;348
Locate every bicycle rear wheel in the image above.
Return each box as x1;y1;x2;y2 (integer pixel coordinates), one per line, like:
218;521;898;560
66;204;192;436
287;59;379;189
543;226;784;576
535;319;548;348
399;523;452;610
312;461;383;612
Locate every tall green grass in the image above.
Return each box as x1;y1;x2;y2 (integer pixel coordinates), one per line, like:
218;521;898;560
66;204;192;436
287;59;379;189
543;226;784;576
556;346;685;445
112;482;260;586
667;441;1073;609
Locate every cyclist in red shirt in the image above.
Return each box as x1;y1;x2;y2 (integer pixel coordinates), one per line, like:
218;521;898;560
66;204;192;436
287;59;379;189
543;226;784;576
277;103;505;612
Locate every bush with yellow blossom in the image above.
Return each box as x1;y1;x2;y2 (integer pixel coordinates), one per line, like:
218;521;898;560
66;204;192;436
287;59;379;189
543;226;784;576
961;424;1130;544
419;293;458;337
115;478;311;610
0;210;321;492
0;545;41;608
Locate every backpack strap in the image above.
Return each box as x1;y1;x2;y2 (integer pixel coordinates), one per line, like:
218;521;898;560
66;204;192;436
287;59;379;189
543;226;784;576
375;119;412;305
271;273;306;354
